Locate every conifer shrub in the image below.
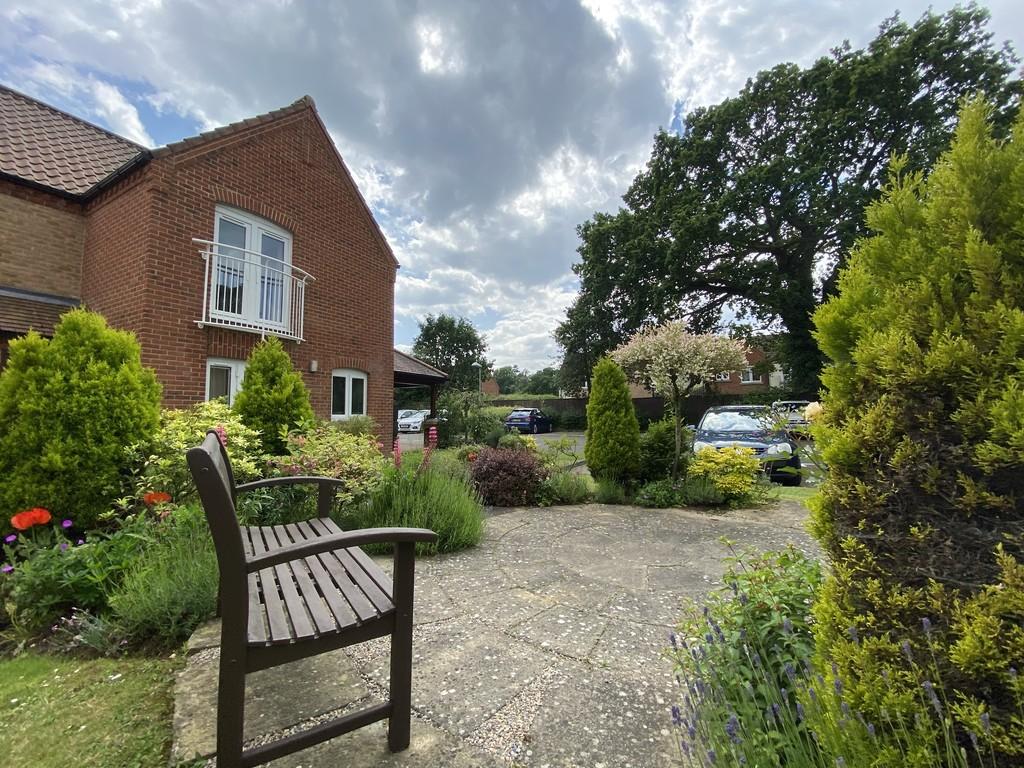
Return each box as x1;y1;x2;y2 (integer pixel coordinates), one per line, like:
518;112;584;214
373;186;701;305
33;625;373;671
638;417;687;483
0;310;161;531
584;357;641;483
811;100;1024;764
233;336;313;454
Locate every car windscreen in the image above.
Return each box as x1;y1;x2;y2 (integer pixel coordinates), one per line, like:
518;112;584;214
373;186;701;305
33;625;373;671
699;410;770;432
509;410;533;418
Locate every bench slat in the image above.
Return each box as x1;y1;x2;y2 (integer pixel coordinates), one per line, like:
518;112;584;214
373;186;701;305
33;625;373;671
267;526;316;641
279;524;339;635
242;529;269;644
292;521;362;630
254;526;296;643
307;519;393;615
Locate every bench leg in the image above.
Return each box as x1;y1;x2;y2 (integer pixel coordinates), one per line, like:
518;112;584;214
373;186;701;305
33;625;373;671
216;650;246;768
388;542;416;752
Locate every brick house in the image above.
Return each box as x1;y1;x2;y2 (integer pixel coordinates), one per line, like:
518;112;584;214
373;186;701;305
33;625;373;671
0;85;401;440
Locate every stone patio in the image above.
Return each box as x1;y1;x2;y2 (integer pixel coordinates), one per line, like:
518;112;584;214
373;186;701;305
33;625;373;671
172;502;815;767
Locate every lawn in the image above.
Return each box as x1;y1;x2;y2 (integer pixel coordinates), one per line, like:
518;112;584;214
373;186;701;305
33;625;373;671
773;484;818;504
0;653;183;768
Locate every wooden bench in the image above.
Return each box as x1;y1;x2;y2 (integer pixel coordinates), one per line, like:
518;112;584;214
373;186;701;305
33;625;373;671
187;430;437;767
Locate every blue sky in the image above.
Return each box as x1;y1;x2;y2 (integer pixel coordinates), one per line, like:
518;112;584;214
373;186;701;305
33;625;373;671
2;0;1020;370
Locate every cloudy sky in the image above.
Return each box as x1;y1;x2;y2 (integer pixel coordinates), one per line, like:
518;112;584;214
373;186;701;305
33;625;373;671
2;1;1020;370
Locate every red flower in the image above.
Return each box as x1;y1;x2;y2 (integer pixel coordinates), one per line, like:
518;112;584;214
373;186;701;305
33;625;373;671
466;452;478;463
10;507;52;531
143;491;172;506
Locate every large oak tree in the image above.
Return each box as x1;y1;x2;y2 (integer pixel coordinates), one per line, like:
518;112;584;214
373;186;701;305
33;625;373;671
558;5;1020;395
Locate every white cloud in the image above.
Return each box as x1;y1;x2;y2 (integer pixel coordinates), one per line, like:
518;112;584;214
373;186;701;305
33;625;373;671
88;79;152;145
415;16;465;76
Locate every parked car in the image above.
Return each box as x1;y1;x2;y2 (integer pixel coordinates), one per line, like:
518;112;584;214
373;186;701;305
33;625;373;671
397;409;419;420
504;408;552;434
692;405;801;485
772;400;812;437
397;409;431;433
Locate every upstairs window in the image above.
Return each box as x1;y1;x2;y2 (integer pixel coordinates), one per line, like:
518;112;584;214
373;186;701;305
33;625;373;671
211;206;293;330
740;367;761;384
331;369;367;420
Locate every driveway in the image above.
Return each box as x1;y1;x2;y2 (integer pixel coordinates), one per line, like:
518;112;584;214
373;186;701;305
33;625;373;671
173;502;816;767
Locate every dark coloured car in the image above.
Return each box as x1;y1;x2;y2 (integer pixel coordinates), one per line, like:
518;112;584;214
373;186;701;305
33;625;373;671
692;405;801;485
505;408;552;434
772;400;812;438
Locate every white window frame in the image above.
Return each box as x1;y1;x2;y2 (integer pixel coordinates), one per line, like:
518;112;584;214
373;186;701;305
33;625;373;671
211;206;293;331
206;357;247;405
715;371;732;382
331;369;368;420
740;366;762;384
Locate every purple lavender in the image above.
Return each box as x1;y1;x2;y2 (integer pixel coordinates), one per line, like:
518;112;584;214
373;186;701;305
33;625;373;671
62;519;73;529
782;617;794;634
901;639;914;663
671;705;682;726
922;681;942;716
980;712;991;735
796;702;805;722
848;625;859;643
4;533;16;544
1;564;12;574
921;617;932;636
725;713;741;744
706;748;717;764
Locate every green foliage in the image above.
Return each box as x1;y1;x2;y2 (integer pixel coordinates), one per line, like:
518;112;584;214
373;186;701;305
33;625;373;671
134;400;263;503
639;418;688;483
677;475;727;507
809;100;1024;766
329;415;377;436
593;478;627;505
537;472;593;506
557;6;1021;395
469;448;547;506
497;432;538;452
525;367;560;395
493;365;529;394
233;336;313;454
256;424;387;523
0;309;162;531
584;358;640;483
437;389;503;447
634;479;680;508
108;505;218;647
342;462;483;555
689;447;765;506
412;314;491;390
1;514;153;638
670;547;989;768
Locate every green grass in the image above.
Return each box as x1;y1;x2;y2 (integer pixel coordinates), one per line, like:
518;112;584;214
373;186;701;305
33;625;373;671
0;652;182;767
772;484;818;503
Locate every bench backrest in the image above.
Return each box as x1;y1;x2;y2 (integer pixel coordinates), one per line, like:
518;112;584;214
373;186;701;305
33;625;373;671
187;430;246;573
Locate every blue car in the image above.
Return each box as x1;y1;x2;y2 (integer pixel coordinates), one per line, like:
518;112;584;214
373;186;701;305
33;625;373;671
504;408;552;434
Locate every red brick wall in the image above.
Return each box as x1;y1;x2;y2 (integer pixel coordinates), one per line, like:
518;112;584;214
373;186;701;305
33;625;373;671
80;107;396;443
714;348;771;394
0;179;85;298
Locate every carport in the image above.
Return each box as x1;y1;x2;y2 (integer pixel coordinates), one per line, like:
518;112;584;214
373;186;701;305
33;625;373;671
393;349;448;417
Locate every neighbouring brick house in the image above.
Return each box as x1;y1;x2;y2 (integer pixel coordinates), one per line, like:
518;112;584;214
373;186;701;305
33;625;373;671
0;85;400;440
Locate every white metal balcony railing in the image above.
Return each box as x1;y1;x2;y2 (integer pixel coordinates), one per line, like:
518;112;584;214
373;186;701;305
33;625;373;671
194;238;315;342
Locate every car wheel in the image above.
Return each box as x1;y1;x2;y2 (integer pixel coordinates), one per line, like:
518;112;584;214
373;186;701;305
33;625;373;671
532;424;539;434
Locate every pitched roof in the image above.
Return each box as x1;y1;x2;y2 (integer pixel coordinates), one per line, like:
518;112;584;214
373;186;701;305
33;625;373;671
394;349;448;381
0;85;148;197
0;287;78;336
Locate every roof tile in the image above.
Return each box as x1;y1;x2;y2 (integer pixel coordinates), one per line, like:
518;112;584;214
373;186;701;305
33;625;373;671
0;85;147;196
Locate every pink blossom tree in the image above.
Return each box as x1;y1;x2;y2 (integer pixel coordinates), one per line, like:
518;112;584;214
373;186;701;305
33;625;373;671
612;321;747;478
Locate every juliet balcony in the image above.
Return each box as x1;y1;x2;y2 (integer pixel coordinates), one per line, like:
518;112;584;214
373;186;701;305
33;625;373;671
194;238;315;342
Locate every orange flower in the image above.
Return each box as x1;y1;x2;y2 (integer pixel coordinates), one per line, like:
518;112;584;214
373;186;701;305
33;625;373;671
10;507;52;530
143;491;172;506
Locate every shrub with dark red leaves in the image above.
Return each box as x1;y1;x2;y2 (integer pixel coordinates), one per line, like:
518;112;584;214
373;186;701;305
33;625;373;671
469;448;548;507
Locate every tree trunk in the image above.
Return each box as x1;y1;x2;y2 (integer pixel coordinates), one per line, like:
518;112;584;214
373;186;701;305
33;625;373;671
777;275;824;397
670;377;683;480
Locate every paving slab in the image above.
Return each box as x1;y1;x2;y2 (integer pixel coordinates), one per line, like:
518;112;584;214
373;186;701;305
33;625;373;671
173;502;816;766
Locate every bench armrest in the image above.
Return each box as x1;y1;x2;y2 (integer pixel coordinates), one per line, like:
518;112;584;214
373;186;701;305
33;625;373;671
235;476;346;494
245;527;438;572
